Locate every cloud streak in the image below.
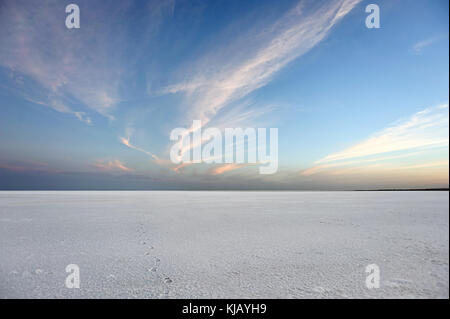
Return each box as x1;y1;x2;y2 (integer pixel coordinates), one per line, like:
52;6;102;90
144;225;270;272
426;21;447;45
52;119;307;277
0;0;132;123
209;164;246;175
412;35;444;54
303;104;449;175
120;136;162;163
166;0;361;127
164;0;361;159
92;160;133;173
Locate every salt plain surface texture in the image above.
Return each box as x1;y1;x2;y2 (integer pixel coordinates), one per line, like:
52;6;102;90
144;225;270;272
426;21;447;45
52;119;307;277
0;191;448;298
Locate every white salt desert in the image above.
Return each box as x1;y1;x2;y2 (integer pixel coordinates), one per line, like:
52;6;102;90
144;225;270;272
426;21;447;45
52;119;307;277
0;191;448;298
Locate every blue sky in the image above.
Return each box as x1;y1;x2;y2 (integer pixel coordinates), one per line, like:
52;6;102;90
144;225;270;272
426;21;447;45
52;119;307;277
0;0;448;190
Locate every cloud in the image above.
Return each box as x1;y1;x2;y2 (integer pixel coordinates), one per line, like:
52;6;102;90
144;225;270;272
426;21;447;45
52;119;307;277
208;162;264;175
0;163;40;173
120;136;161;162
398;160;449;170
302;152;429;176
166;0;360;126
20;95;92;124
120;135;178;169
164;0;360;157
0;160;50;173
92;160;133;172
73;112;92;125
172;162;192;172
303;104;449;175
0;0;132;122
412;35;443;54
209;164;246;175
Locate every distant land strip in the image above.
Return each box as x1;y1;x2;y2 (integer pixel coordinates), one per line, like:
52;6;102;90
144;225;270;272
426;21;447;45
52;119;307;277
355;188;449;191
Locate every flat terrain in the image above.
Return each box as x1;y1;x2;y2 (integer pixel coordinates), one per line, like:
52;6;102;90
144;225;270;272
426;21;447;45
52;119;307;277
0;191;448;298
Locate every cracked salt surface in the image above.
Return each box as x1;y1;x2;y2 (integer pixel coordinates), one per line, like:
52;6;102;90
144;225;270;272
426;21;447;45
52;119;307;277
0;191;448;298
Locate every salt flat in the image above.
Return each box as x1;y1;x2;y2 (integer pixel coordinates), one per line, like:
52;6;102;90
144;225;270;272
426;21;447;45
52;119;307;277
0;191;448;298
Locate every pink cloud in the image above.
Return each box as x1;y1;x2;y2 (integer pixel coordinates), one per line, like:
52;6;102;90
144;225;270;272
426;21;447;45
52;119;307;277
0;161;50;173
209;163;245;175
171;162;192;172
93;160;133;173
0;163;31;172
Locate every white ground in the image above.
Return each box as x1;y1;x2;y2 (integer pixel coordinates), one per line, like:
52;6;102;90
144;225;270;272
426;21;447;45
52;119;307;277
0;191;448;299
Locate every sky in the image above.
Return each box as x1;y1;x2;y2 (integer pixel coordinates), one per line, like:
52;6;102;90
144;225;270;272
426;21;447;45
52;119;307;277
0;0;448;190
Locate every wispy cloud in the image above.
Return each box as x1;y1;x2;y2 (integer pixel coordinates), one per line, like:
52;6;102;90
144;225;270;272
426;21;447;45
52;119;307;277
164;0;361;127
303;104;449;175
302;151;429;176
92;160;133;173
119;136;162;163
0;160;50;173
209;164;246;175
171;162;192;173
208;162;265;175
0;0;134;122
162;0;360;161
21;95;92;124
412;35;443;54
398;160;449;170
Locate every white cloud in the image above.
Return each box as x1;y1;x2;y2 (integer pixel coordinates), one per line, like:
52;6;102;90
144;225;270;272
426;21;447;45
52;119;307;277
0;0;126;123
120;136;160;162
164;0;361;127
163;0;361;159
303;104;449;175
412;35;443;54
